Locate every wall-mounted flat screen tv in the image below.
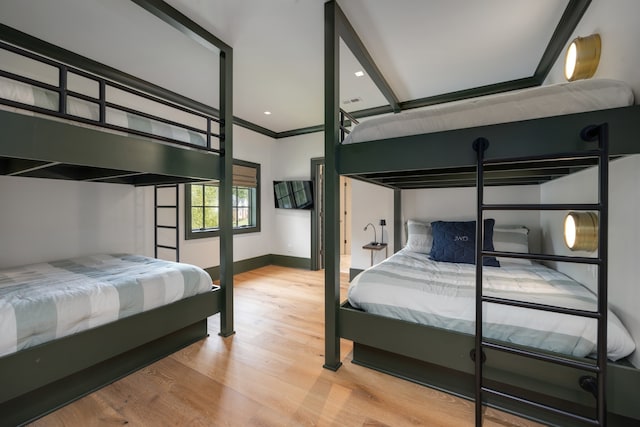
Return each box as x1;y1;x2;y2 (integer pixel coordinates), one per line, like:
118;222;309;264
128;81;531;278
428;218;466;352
273;180;314;210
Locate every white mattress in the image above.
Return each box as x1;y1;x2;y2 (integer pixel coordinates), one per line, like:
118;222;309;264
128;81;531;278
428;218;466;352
348;249;636;361
0;76;207;147
0;254;213;357
343;79;635;144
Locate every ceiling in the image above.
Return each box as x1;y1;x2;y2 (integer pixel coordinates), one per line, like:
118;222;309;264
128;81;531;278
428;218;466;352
0;0;574;136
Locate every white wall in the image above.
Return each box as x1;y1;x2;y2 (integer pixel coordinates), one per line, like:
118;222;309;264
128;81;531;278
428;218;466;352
0;123;321;273
541;0;640;366
544;0;640;99
0;124;276;272
350;179;395;269
0;176;135;268
403;184;542;249
540;155;640;366
350;184;541;270
270;132;323;258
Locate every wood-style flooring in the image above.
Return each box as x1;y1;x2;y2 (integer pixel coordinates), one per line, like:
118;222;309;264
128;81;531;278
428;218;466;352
30;266;543;427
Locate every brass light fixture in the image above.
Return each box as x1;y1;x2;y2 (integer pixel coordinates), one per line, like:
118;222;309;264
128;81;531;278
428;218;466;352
564;34;601;81
564;212;598;251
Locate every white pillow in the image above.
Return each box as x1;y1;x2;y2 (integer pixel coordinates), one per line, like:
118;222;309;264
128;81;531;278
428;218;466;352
493;226;532;265
406;219;432;254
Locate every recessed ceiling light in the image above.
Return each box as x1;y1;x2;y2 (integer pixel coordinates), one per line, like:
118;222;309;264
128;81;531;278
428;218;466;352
264;111;272;115
354;70;364;77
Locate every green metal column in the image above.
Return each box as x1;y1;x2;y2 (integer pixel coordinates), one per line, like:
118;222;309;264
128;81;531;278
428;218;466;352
127;0;235;337
219;46;235;337
323;0;341;371
394;189;401;253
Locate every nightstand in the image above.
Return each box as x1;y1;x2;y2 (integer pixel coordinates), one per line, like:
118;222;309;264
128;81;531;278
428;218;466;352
362;243;388;266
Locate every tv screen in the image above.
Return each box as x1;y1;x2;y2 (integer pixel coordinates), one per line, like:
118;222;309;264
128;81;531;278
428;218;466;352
273;180;314;210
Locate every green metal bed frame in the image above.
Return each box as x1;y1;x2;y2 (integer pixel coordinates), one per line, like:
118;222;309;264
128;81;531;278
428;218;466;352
333;107;640;427
0;290;221;426
0;1;235;424
324;1;640;426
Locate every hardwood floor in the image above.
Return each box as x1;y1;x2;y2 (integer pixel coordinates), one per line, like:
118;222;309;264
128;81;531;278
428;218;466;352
30;266;542;427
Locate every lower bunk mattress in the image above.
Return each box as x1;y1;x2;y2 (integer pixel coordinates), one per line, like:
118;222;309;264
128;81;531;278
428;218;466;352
348;249;636;361
0;254;213;357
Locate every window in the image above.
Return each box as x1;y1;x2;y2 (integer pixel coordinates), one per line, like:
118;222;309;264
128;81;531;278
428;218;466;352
186;160;260;239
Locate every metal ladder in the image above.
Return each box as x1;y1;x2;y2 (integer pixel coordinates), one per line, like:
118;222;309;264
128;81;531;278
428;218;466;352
154;184;180;262
473;123;609;426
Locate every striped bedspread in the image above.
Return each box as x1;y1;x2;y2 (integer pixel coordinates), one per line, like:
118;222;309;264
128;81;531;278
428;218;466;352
348;249;636;361
0;254;212;357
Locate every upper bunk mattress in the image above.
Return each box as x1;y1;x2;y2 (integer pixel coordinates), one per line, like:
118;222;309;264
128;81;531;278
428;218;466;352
343;79;635;144
0;76;207;147
0;254;212;357
347;249;636;361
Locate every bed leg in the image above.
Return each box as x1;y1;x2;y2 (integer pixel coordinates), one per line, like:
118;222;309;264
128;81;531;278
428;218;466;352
323;361;343;371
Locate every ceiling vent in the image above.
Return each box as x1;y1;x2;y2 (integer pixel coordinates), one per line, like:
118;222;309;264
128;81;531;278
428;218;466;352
342;97;362;105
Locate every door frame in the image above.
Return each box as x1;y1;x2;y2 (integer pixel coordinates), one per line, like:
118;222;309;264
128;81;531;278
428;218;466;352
310;157;324;271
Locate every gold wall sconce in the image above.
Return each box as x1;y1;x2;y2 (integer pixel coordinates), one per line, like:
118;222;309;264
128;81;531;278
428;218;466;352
564;211;599;251
565;34;601;81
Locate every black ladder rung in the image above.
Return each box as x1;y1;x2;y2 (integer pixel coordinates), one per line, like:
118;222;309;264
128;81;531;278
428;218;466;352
482;203;601;211
156;245;178;250
481;295;601;319
481;340;600;372
483;149;602;166
483;250;600;265
481;387;601;426
154;184;179;262
475;127;608;427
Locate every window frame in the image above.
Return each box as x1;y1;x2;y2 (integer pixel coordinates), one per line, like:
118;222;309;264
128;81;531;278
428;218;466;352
185;159;260;240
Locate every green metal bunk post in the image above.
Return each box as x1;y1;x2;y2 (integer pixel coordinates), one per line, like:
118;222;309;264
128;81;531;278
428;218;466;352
324;0;404;371
131;0;236;336
323;0;341;370
219;45;235;337
393;190;401;253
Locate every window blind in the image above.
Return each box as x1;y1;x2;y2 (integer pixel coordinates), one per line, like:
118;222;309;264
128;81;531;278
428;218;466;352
233;164;257;187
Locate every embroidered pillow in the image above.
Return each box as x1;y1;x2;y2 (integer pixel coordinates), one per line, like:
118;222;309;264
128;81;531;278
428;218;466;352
430;219;499;267
405;219;432;254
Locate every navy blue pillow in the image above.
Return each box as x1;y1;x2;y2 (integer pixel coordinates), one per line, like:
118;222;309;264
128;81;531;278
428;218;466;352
430;219;500;267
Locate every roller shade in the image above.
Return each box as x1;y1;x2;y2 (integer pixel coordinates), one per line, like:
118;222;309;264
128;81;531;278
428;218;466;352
233;164;257;187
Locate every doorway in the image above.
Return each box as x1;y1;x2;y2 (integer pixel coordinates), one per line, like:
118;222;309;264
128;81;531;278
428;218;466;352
311;158;351;272
339;175;351;272
311;158;324;270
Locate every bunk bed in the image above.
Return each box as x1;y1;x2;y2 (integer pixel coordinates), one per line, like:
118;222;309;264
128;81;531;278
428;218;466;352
324;2;640;426
336;97;640;427
333;107;640;427
0;4;234;425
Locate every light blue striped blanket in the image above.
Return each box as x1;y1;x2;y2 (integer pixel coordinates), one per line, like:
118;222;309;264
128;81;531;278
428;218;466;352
0;254;212;357
348;249;635;361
